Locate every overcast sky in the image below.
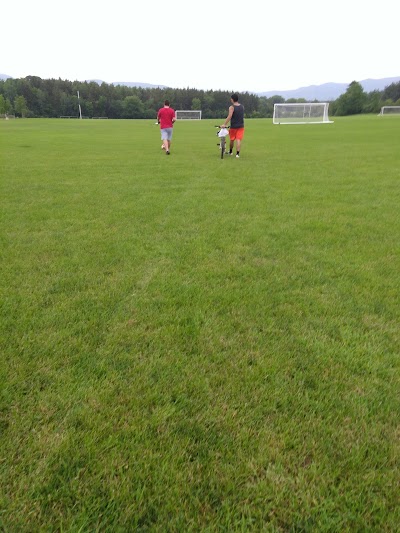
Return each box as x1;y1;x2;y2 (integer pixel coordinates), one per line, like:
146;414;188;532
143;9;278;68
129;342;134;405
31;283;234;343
2;0;398;93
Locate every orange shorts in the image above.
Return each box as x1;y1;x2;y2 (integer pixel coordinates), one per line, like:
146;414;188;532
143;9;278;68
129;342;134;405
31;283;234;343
229;127;244;141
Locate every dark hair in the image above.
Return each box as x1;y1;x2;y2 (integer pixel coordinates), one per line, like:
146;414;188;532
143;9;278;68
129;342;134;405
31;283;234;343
164;100;170;106
231;93;239;102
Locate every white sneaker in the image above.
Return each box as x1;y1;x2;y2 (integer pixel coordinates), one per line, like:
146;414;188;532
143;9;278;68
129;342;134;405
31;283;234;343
161;145;165;150
236;154;240;158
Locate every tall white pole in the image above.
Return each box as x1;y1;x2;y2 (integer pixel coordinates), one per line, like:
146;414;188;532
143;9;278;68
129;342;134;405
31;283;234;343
77;90;82;119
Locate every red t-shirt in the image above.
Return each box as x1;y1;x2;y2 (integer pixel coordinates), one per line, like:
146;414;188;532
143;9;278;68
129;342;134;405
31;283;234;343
158;106;175;129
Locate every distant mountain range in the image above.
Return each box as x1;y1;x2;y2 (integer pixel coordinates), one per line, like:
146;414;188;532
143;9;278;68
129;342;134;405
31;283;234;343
86;79;168;89
257;77;400;101
1;73;399;100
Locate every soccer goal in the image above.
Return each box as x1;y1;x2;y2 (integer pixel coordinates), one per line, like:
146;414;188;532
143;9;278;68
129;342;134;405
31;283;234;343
175;110;202;120
273;103;333;124
379;106;400;116
1;114;16;120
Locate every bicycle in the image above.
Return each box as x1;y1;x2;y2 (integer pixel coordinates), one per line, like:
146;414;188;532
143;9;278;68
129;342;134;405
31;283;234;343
215;126;230;159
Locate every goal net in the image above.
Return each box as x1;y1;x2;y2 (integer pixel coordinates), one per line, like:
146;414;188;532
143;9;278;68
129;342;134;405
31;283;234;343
273;103;333;124
379;106;400;115
175;110;202;120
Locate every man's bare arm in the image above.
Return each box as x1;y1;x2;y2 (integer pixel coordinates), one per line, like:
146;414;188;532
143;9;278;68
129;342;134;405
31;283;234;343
221;105;234;127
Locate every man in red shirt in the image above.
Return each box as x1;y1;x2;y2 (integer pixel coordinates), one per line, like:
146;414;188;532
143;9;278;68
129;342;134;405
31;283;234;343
157;100;176;155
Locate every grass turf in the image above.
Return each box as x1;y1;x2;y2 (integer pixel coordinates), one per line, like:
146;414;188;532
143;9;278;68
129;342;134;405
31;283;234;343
1;116;399;531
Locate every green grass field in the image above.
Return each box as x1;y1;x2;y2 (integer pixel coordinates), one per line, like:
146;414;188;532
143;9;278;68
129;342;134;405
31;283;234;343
1;116;399;531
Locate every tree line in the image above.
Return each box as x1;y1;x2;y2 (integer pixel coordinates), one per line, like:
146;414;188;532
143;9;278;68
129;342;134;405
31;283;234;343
1;76;400;119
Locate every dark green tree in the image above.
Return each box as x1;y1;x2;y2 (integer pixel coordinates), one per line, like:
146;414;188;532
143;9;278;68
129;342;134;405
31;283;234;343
382;81;400;103
122;95;144;118
257;97;273;118
191;97;201;110
0;94;5;114
95;95;108;117
14;95;29;117
5;98;14;115
363;90;381;114
334;81;366;116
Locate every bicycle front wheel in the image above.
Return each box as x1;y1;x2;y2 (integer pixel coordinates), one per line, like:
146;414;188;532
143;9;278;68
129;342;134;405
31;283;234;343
220;137;225;159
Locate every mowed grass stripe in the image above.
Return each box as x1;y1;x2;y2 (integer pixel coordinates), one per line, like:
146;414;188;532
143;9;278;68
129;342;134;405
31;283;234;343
1;117;399;531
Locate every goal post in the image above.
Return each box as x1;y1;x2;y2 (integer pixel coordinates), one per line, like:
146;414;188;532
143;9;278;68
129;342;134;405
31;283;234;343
379;106;400;116
175;110;202;120
273;103;333;124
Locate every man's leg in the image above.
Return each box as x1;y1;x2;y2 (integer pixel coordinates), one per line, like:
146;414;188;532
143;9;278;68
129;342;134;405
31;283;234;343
236;129;244;157
161;130;168;151
228;129;236;154
167;130;172;154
